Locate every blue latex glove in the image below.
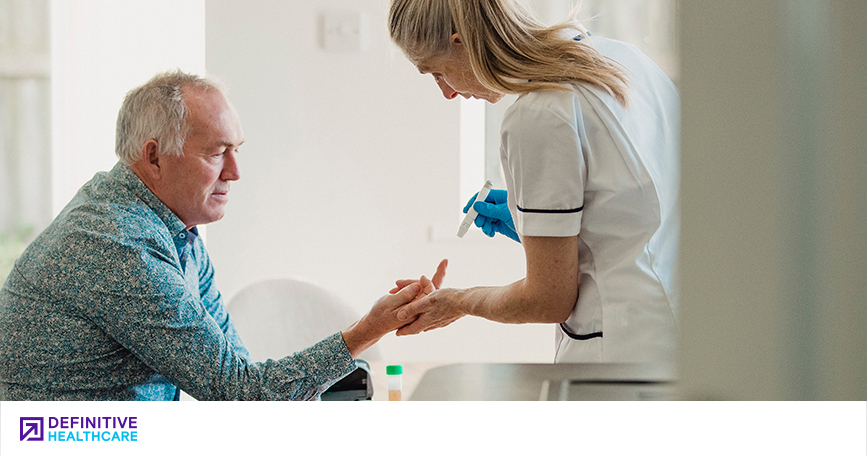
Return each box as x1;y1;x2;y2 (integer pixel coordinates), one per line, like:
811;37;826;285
462;189;521;243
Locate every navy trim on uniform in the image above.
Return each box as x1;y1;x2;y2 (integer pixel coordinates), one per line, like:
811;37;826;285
517;205;584;214
560;323;602;340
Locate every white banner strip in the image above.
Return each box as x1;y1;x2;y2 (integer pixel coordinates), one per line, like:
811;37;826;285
1;401;865;455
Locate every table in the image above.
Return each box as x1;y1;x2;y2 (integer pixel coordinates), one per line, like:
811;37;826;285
408;363;677;400
182;361;448;401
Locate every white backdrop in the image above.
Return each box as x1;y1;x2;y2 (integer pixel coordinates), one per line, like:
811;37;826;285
203;0;542;363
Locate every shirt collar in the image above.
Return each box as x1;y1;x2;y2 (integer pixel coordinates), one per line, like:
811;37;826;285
108;161;188;239
186;226;199;244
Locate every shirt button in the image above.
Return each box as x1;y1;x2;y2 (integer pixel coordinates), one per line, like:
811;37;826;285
179;232;186;239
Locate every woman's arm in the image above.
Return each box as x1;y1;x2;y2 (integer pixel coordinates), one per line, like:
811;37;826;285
395;235;579;335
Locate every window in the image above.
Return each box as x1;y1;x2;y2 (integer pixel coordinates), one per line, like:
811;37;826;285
0;0;51;282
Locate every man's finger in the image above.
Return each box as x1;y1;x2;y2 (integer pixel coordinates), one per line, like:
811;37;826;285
431;259;448;290
419;275;434;295
397;294;427;321
390;279;417;294
396;317;426;336
393;283;421;306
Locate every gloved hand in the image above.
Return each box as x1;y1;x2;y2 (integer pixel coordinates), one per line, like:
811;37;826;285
463;189;521;243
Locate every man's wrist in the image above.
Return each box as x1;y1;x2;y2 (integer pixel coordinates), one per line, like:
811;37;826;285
340;319;381;359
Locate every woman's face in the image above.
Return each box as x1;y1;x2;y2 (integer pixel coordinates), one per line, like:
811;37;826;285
415;36;505;103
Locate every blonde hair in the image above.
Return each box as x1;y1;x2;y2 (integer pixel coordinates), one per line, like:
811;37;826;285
388;0;631;106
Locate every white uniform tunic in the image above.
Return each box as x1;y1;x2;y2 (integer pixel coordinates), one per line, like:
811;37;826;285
499;36;680;363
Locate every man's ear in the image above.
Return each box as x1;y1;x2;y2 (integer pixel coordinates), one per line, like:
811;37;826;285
139;139;162;180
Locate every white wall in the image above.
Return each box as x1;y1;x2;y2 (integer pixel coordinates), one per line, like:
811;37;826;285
50;0;206;215
204;0;549;363
46;0;867;394
47;0;552;365
678;0;867;400
43;0;682;367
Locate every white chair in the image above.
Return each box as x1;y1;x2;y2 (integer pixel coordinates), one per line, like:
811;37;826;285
226;278;382;362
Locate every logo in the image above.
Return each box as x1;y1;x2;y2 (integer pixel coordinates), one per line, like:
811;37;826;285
20;417;44;441
17;416;139;442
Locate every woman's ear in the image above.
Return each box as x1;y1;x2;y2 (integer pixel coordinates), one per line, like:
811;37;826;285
450;32;462;45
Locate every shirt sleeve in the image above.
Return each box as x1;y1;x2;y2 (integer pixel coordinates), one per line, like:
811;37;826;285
501;94;586;237
193;237;251;362
66;228;355;401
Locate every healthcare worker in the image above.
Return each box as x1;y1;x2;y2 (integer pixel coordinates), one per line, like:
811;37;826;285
388;0;679;363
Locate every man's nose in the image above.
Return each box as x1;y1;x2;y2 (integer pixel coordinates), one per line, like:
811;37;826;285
436;79;458;99
222;151;240;181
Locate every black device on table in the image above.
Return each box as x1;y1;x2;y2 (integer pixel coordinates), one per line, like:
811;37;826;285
320;359;373;401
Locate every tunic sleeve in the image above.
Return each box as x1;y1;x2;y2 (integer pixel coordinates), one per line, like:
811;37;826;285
500;95;586;237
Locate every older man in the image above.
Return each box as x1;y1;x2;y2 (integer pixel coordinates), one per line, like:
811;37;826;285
0;70;440;400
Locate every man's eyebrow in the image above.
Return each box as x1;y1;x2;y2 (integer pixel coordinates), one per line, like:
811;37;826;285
218;140;244;148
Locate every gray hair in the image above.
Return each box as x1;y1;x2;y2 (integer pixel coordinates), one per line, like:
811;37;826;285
114;69;226;165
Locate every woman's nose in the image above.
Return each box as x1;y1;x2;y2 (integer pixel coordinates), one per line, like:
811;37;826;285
436;78;458;99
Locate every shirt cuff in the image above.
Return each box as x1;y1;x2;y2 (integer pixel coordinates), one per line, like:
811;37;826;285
292;332;357;388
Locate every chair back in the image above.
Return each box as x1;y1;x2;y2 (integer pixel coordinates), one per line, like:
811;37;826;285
227;278;382;361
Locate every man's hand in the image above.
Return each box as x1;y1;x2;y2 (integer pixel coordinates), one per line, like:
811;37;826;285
341;283;420;358
389;258;448;297
394;288;466;336
341;259;449;358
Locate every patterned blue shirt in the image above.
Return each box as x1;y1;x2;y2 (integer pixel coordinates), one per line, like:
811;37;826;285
0;162;355;400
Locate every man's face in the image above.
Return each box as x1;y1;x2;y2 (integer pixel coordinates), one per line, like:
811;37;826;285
157;89;244;228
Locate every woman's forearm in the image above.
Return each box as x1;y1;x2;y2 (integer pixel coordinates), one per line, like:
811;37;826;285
459;277;575;324
395;236;579;336
466;235;580;323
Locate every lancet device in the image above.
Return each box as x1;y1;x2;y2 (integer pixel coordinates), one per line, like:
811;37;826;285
457;180;493;238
